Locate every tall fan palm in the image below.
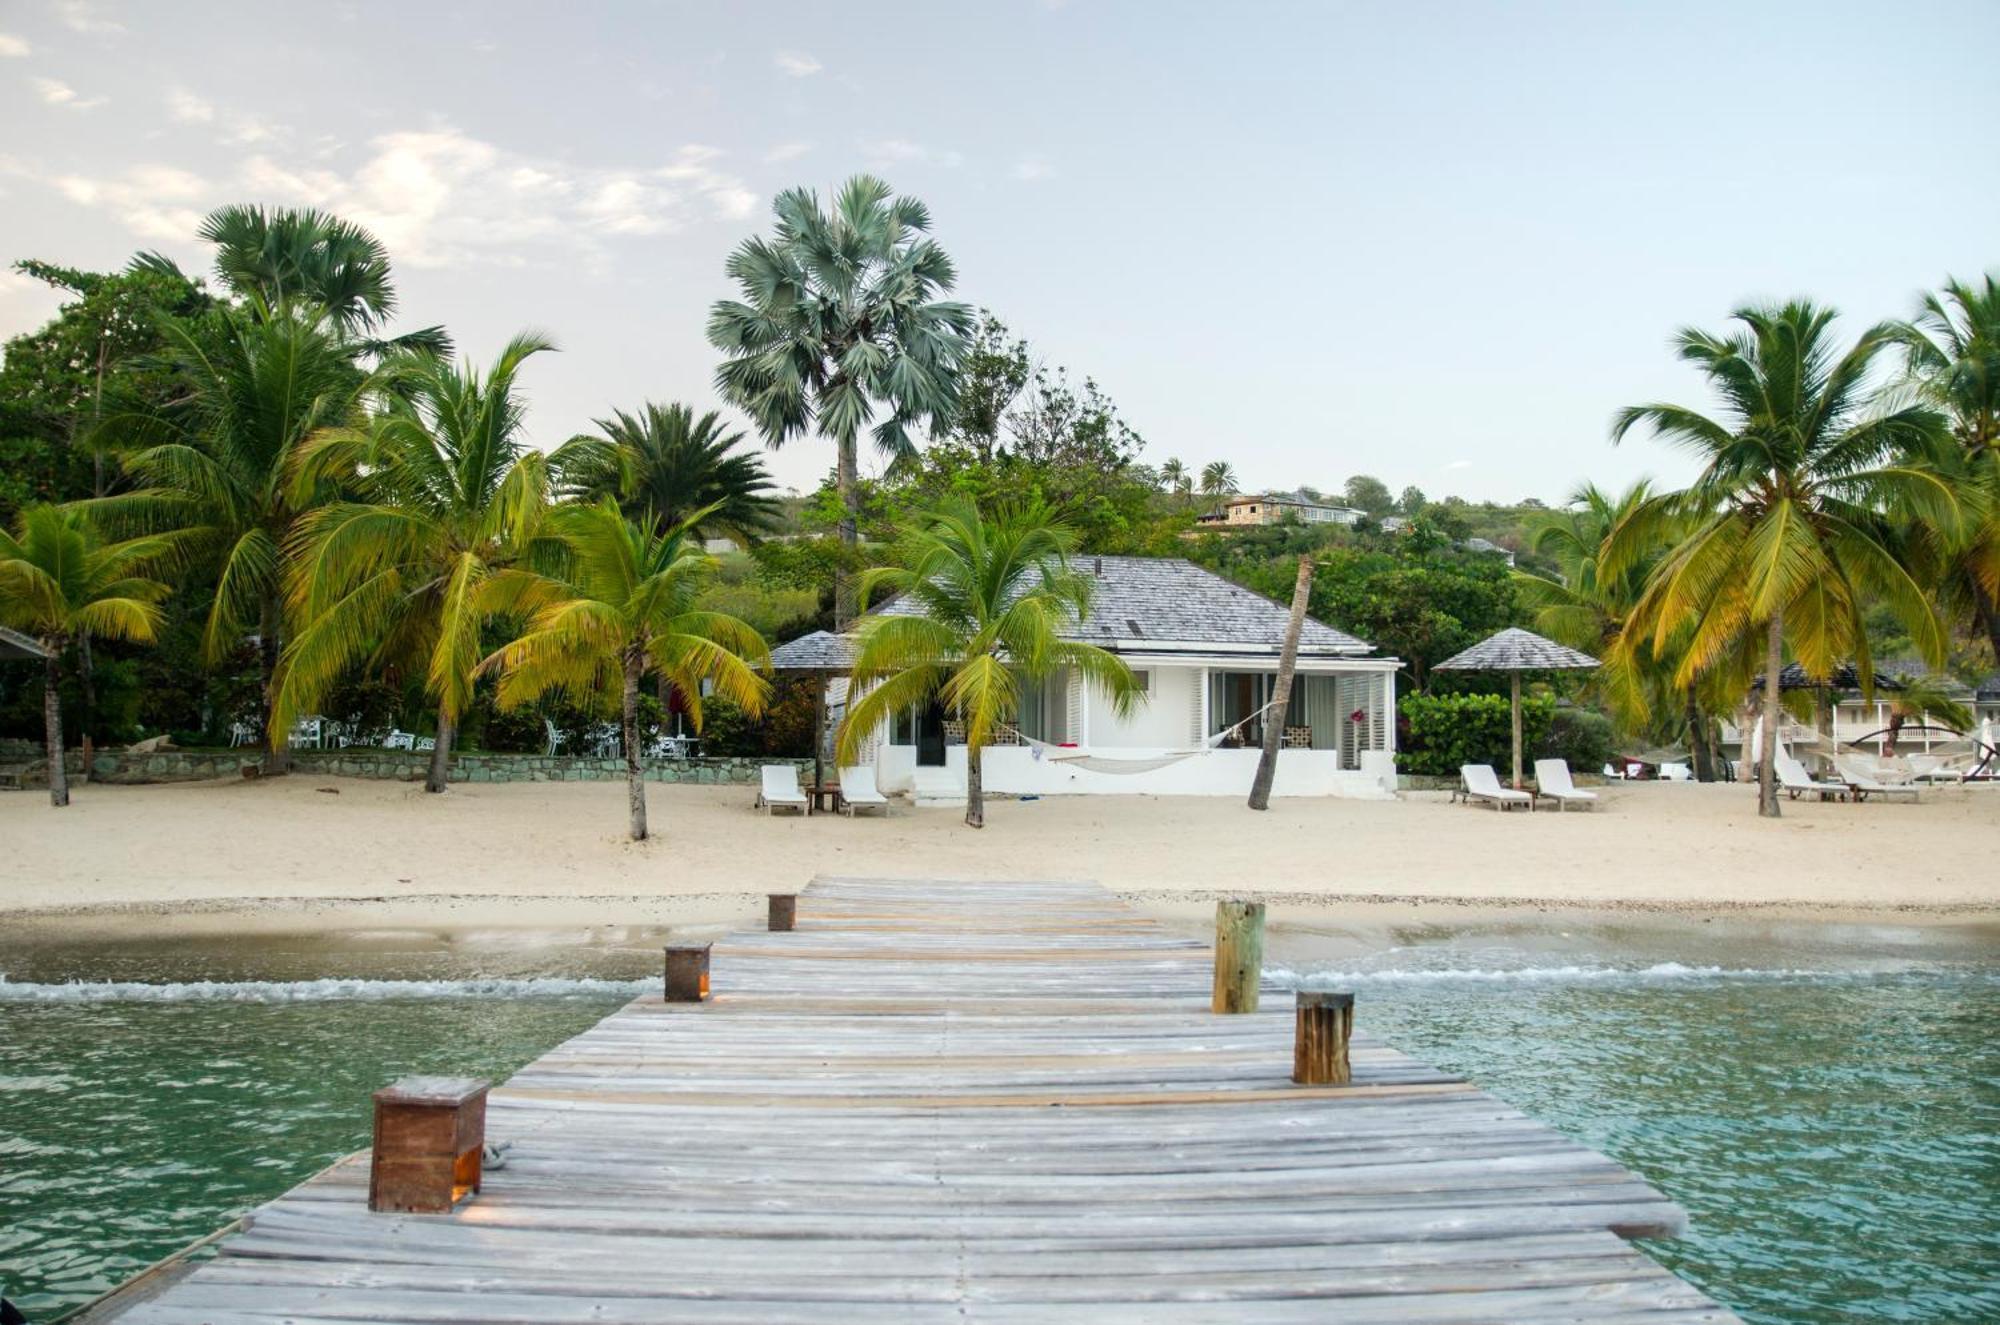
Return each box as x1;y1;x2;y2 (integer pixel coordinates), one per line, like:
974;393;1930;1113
0;506;171;806
275;334;555;793
1893;274;2000;665
1610;301;1955;817
1200;460;1237;500
1159;458;1192;505
707;175;973;626
836;500;1140;829
551;402;779;543
94;299;368;773
477;501;771;841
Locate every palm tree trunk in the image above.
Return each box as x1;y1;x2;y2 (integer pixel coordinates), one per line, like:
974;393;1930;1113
77;634;95;785
624;646;647;841
964;739;984;829
1685;688;1715;783
260;596;291;777
425;706;454;793
834;435;859;630
44;647;69;808
1250;557;1314;811
1758;610;1783;819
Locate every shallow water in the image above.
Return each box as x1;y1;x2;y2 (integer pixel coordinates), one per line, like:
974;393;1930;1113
1;920;1995;1323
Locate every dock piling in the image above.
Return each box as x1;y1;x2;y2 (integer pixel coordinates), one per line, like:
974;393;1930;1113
664;943;711;1001
768;893;797;931
368;1075;488;1213
1292;991;1355;1084
1211;898;1265;1014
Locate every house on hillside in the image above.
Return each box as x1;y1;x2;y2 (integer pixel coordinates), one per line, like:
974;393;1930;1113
846;555;1400;800
1196;492;1364;529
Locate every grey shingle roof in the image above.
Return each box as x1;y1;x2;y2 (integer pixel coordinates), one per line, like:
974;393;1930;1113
1435;627;1599;672
875;555;1375;654
767;630;855;671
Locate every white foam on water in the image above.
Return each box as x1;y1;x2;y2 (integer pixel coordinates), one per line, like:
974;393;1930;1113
1266;962;1901;988
0;975;652;1005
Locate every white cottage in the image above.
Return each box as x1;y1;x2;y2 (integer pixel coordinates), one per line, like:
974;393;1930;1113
848;555;1399;801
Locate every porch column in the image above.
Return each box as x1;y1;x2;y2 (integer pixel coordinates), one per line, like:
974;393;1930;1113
1198;666;1210;742
1381;670;1397;755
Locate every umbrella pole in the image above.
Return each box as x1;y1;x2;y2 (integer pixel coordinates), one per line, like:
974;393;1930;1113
813;674;827;804
1511;672;1523;790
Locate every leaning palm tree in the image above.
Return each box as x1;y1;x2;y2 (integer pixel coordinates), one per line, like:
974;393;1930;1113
477;501;771;840
836;500;1140;828
275;334;554;793
551;402;779;544
1610;301;1955;817
707;176;973;626
94;299;368;773
0;506;171;806
1893;274;2000;665
1200;460;1237;500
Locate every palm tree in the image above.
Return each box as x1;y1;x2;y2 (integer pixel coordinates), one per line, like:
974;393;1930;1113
0;506;170;806
1611;301;1955;817
707;176;973;626
477;501;770;840
551;402;779;543
96;299;369;773
1200;460;1237;500
1893;275;2000;665
1158;457;1187;492
836;500;1140;828
275;334;555;793
1882;675;1975;752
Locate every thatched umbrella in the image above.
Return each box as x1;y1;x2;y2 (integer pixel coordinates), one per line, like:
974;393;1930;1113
1435;627;1600;789
766;630;855;802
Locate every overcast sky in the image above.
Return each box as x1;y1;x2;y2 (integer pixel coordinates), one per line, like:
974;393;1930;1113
3;1;1995;502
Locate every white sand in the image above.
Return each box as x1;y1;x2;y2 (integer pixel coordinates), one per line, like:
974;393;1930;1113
3;776;1994;936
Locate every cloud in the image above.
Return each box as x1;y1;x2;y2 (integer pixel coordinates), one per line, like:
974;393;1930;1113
53;164;206;240
167;89;214;123
0;32;30;56
34;78;107;110
774;50;821;77
55;1;124;34
764;141;812;163
1443;459;1474;472
859;139;963;170
1012;154;1053;182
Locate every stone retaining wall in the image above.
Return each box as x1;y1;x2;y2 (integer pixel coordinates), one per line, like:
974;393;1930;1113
29;747;806;786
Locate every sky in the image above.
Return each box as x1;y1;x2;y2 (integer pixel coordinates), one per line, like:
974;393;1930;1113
2;0;1995;504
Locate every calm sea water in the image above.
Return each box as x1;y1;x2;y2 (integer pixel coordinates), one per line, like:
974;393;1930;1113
1;920;1995;1324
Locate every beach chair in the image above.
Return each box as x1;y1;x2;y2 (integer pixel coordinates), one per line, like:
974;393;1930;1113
1834;757;1921;803
756;764;808;815
1773;753;1847;801
1454;763;1533;811
838;764;890;817
1532;758;1597;811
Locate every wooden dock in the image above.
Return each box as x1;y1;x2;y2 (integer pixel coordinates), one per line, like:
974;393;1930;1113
105;877;1741;1323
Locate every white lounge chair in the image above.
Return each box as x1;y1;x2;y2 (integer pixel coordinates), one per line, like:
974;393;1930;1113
838;765;890;817
1532;759;1597;811
1774;753;1847;801
1834;757;1921;803
1454;763;1533;811
756;764;808;815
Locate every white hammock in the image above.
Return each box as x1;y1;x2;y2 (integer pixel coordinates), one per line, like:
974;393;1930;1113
1000;697;1286;776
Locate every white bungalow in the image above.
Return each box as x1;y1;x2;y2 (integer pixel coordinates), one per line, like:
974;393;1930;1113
847;555;1399;801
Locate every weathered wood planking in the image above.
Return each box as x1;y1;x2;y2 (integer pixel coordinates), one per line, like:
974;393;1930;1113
106;875;1741;1323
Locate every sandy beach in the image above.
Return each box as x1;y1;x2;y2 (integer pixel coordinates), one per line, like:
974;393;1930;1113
2;775;1993;936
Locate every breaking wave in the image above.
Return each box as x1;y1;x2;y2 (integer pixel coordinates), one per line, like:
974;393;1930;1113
0;975;651;1005
1266;961;1920;988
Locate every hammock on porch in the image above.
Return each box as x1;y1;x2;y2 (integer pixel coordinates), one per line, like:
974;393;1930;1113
997;697;1288;775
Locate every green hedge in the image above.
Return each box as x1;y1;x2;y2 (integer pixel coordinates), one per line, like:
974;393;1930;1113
1399;691;1555;777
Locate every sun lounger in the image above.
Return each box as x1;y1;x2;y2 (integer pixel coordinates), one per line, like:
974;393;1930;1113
1454;763;1533;811
1774;753;1848;801
1532;758;1597;811
756;764;808;815
1834;757;1921;803
838;765;890;817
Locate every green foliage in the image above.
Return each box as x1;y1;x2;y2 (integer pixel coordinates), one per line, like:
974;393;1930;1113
697;675;819;757
551;401;779;543
1398;691;1554;777
1540;706;1616;773
1342;474;1394;516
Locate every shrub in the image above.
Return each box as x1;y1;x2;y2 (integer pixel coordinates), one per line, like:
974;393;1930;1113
1398;691;1553;777
1538;706;1614;774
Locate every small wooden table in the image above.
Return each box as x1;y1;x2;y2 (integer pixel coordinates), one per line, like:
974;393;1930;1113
806;782;844;815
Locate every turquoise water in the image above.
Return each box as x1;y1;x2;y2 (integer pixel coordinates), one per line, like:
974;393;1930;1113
1;921;1995;1323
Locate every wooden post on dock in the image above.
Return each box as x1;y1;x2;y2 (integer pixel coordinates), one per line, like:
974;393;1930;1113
369;1076;488;1213
768;893;797;932
1211;899;1264;1014
664;943;711;1002
1293;991;1354;1084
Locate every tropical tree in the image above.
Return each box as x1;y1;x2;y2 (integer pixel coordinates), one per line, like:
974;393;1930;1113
552;402;779;544
1159;458;1189;501
707;175;973;626
1893;275;2000;665
477;501;771;840
274;334;554;792
95;299;369;773
1610;301;1956;817
0;506;170;806
1200;460;1237;500
836;500;1140;828
1882;676;1975;751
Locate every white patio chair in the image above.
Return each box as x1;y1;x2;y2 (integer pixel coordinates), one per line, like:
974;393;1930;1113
1834;756;1922;803
289;716;324;750
1454;763;1533;811
1774;753;1847;801
838;764;890;817
544;719;566;757
414;735;436;753
228;720;259;748
755;764;808;815
384;730;416;751
1531;758;1597;811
